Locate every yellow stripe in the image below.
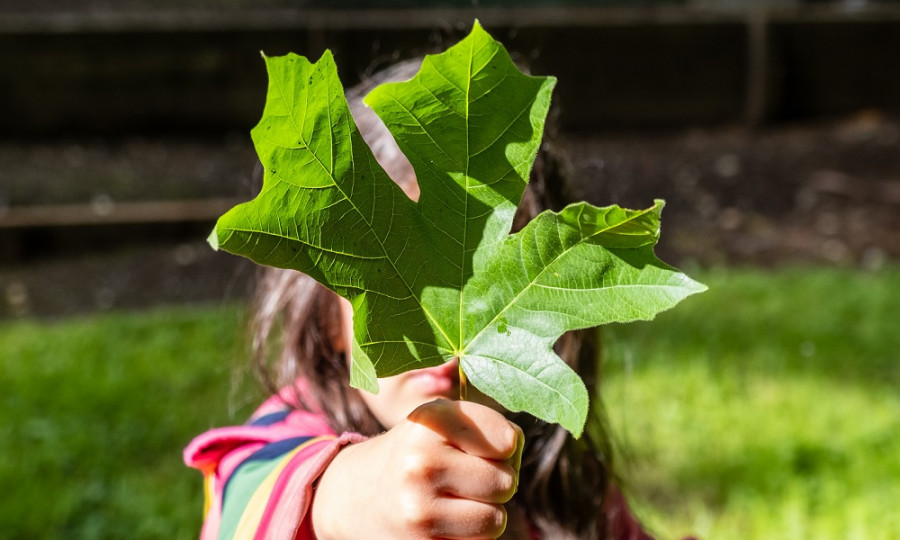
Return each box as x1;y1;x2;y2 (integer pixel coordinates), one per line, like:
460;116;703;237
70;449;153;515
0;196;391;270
203;473;215;517
231;436;332;539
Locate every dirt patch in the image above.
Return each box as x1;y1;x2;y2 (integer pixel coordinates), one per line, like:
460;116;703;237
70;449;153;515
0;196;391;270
565;112;900;267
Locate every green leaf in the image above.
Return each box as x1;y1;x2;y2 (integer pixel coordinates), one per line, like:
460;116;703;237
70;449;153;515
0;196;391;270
209;21;706;437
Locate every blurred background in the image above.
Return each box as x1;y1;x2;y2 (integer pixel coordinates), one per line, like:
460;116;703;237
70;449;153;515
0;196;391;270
1;0;898;538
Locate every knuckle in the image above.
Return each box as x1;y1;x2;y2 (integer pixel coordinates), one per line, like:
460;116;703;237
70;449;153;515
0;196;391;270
399;452;443;485
397;492;436;535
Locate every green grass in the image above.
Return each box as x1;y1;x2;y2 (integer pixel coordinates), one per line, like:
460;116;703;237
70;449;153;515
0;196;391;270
602;266;900;540
0;304;262;539
1;266;897;538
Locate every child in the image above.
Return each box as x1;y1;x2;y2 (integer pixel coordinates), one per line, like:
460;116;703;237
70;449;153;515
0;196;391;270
185;59;656;540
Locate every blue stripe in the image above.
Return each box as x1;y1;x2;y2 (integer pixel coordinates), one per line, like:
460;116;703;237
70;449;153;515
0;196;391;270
245;436;313;462
221;435;314;507
248;410;290;427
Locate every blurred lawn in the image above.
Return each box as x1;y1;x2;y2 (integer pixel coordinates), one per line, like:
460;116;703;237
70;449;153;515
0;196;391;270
0;304;262;538
603;265;900;540
1;265;897;538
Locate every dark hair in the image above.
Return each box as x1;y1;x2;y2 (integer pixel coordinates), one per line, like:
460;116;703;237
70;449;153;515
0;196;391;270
250;57;616;539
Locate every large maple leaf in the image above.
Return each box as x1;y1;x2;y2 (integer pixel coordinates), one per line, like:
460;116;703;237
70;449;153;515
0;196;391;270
209;22;706;436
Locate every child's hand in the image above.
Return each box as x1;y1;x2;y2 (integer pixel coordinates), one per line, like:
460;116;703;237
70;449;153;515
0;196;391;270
312;399;524;539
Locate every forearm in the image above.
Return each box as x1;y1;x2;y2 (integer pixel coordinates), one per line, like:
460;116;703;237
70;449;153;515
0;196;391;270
310;441;372;540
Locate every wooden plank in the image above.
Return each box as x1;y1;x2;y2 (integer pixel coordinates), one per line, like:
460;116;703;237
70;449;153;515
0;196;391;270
0;198;244;228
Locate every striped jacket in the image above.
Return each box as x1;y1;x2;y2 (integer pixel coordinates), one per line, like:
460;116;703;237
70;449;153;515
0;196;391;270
184;390;364;540
185;389;662;540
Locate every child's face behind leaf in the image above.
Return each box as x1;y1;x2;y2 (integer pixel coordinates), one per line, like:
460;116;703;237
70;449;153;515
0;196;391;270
334;123;502;428
338;298;460;428
330;139;463;428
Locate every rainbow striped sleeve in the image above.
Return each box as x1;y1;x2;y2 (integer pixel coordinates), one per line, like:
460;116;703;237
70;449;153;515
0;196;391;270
185;404;366;540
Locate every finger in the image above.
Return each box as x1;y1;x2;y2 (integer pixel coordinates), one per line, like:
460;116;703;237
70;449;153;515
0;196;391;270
439;451;518;504
507;421;524;475
407;400;519;460
429;497;507;540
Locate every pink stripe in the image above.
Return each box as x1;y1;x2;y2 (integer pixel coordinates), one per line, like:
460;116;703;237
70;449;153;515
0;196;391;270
184;410;335;472
184;407;339;540
251;438;332;540
254;433;367;540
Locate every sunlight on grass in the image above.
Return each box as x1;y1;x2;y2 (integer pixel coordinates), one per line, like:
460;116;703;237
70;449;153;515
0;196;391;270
602;266;900;540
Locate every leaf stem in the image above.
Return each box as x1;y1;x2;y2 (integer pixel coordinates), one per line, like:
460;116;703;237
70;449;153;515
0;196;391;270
459;362;468;401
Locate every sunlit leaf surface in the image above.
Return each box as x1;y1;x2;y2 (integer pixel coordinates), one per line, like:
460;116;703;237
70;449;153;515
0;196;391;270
209;22;706;436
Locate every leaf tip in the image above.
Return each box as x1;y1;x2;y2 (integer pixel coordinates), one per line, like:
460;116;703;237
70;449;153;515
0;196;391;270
565;386;589;439
569;423;586;440
469;19;494;42
206;227;220;251
689;277;710;295
349;339;380;394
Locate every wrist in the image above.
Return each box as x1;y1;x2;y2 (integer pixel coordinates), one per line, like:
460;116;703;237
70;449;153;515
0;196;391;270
310;441;365;540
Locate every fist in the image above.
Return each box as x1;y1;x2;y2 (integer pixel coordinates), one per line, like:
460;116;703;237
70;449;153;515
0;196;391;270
313;399;524;539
